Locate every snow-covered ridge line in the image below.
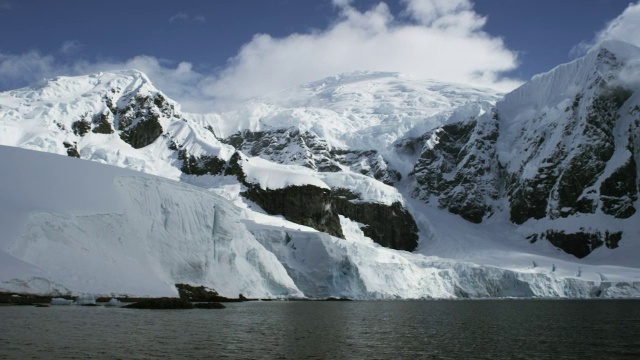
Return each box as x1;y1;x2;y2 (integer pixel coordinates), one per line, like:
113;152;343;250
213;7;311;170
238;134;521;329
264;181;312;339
499;40;640;125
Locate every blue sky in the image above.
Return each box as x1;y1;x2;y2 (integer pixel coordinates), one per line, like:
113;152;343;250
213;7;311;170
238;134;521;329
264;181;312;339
1;0;639;111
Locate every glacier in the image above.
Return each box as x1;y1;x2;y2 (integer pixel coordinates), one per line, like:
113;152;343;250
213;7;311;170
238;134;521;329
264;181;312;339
1;146;639;299
0;146;301;298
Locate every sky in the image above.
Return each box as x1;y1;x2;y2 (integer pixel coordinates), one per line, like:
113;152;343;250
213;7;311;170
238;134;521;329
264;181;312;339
1;0;640;112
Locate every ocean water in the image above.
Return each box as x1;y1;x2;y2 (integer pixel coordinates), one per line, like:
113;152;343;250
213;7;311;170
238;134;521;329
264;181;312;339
1;300;639;359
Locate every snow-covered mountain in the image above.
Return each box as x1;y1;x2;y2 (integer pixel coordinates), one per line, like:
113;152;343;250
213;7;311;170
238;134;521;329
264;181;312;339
403;40;640;259
1;41;639;298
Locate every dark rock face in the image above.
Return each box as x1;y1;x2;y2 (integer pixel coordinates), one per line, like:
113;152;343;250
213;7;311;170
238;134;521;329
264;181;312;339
504;84;637;242
332;189;418;251
197;151;344;238
0;292;56;305
223;152;247;181
176;148;418;251
120;115;163;149
108;93;174;149
175;283;243;303
178;150;226;176
63;141;80;158
408;115;500;223
224;129;401;185
57;90;177;151
91;112;114;134
243;184;419;251
600;155;637;218
243;184;345;239
71;120;91;137
529;230;622;259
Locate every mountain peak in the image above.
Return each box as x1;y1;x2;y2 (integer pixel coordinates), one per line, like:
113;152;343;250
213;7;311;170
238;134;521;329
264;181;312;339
3;69;159;104
301;71;404;90
591;39;640;61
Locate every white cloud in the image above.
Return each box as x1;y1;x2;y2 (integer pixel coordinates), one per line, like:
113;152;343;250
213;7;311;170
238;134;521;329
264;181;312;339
1;0;520;112
593;1;640;46
59;40;81;54
401;0;473;25
169;12;188;23
203;0;520;103
0;51;57;85
572;1;640;56
331;0;353;8
169;12;205;24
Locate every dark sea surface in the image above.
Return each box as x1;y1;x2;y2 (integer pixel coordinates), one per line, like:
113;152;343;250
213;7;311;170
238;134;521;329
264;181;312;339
1;300;640;359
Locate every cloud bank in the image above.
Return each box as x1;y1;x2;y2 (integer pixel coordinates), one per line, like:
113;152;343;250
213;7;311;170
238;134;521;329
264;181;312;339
1;0;522;112
572;1;640;56
169;12;205;24
205;0;520;103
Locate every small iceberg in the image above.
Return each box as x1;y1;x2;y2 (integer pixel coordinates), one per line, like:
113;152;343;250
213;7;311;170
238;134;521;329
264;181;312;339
74;294;97;305
105;298;121;307
50;298;73;305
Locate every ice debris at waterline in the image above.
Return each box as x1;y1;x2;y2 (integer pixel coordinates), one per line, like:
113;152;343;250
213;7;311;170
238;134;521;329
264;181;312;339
50;298;74;305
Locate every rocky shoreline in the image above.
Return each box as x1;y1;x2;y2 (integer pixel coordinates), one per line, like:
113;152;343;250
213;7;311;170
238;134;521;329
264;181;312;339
0;287;355;308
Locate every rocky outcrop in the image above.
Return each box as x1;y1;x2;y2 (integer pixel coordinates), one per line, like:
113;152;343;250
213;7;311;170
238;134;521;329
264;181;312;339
175;284;244;303
71;119;91;137
503;48;637;225
243;183;419;251
182;150;417;250
332;189;418;251
502;83;637;230
91;112;114;134
120;114;163;149
109;93;174;148
528;230;622;259
63;141;80;158
243;184;345;238
65;88;174;149
178;150;226;176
